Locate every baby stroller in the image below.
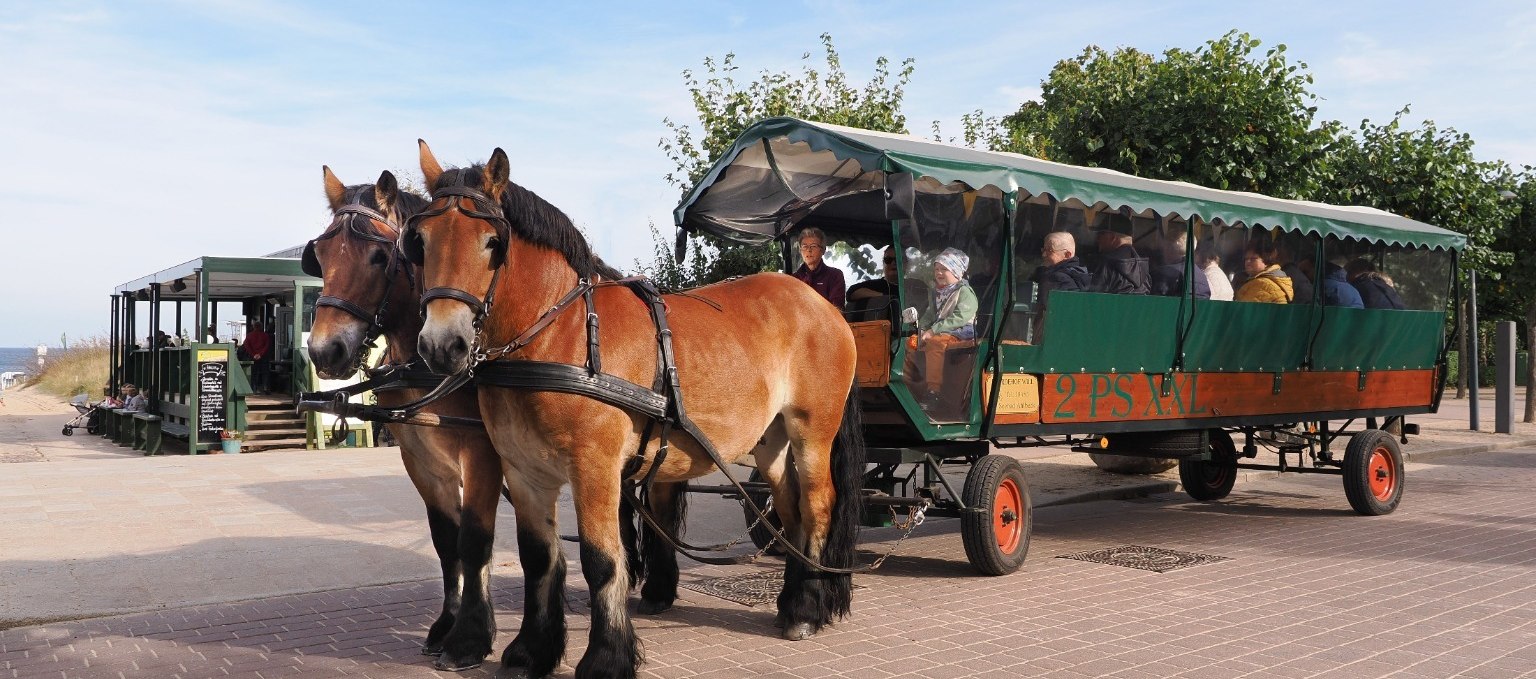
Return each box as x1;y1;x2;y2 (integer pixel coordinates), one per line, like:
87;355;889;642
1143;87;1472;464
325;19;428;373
63;397;107;436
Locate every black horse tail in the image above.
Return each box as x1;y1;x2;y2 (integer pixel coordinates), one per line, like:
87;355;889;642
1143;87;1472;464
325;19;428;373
823;382;866;619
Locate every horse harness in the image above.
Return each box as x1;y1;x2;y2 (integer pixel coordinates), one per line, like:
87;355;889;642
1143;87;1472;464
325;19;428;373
302;202;417;375
398;183;874;574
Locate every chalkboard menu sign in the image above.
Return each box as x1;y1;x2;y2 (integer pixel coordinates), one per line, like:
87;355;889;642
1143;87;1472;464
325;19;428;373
196;350;229;443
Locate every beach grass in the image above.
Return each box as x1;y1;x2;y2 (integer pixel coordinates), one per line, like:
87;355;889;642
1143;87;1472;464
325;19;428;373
28;339;110;400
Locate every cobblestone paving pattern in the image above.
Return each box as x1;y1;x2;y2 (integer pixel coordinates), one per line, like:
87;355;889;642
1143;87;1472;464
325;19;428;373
3;450;1534;678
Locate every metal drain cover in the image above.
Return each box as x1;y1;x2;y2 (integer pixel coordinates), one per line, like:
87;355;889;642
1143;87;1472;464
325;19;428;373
680;571;783;607
1057;545;1228;573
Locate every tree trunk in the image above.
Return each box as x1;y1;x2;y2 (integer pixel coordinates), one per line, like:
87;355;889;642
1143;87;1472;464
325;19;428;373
1526;304;1536;423
1456;294;1468;399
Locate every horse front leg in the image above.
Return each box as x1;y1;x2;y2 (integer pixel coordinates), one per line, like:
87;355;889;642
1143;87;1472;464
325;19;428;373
433;439;504;671
499;475;568;679
637;480;685;615
572;458;641;679
397;437;464;657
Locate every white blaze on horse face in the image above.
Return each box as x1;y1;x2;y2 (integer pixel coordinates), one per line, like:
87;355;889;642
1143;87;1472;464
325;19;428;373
418;300;476;375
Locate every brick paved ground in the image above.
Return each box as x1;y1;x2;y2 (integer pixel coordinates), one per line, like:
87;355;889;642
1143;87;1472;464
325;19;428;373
4;447;1534;679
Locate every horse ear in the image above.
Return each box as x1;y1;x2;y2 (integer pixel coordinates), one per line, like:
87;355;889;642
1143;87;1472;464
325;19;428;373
418;139;443;190
374;170;398;211
484;147;510;201
322;166;346;210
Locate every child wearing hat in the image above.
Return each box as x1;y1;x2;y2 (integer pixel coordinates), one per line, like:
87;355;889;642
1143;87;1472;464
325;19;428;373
904;247;978;403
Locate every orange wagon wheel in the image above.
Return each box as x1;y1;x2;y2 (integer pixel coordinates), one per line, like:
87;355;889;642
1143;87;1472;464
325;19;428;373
1343;429;1405;516
961;454;1032;575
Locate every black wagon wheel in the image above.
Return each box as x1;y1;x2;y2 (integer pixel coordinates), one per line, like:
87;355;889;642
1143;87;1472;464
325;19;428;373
742;469;786;556
961;454;1032;576
1179;429;1238;501
1343;429;1404;516
61;426;73;436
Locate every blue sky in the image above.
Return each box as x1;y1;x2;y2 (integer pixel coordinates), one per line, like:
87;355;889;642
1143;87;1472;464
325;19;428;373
2;0;1532;346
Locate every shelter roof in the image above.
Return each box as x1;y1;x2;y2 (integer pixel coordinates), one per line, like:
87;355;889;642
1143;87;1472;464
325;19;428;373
113;255;317;300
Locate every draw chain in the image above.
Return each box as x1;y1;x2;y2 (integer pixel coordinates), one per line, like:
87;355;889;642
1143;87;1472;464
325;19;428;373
731;494;929;571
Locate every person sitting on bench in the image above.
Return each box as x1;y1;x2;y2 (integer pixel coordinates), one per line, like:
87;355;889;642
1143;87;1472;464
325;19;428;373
903;248;977;404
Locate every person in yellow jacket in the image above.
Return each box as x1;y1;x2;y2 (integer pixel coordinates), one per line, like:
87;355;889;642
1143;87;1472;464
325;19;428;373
1234;242;1295;303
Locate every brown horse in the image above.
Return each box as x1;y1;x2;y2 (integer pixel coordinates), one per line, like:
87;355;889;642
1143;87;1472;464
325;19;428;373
406;142;867;679
304;168;505;671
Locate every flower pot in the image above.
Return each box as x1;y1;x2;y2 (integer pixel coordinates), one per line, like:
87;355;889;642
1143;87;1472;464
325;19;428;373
221;439;242;454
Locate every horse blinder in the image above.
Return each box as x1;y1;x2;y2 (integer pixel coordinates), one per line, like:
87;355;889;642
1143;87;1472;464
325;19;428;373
301;240;322;277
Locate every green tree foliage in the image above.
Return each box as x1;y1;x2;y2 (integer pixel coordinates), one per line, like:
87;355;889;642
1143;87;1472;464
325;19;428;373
1315;108;1516;275
1489;171;1536;421
989;31;1337;199
640;34;915;286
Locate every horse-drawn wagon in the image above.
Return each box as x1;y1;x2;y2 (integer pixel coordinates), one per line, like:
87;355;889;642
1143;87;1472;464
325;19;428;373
296;123;1462;677
674;117;1464;576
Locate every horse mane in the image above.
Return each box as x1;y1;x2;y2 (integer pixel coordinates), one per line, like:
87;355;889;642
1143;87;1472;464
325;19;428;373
338;183;431;225
433;165;624;280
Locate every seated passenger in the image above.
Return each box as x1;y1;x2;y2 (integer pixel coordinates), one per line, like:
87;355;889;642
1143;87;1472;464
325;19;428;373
903;248;978;400
1296;258;1364;308
1346;258;1406;309
847;246;897;304
1276;240;1316;304
1150;232;1211;299
1234;242;1294;303
1030;232;1090;304
1089;215;1150;294
1195;238;1233;301
790;227;846;308
121;384;146;412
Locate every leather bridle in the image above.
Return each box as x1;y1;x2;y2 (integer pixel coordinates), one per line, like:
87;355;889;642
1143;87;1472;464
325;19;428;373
404;182;590;371
303;202;414;370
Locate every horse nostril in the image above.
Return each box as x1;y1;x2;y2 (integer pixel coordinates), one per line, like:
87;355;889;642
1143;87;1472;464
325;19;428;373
451;336;468;355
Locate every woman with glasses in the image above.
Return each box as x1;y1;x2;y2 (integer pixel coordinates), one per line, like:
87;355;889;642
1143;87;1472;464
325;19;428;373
1234;236;1294;304
790;227;846;308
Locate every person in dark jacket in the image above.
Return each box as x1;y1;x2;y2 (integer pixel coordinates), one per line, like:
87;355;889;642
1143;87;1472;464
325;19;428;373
1297;258;1364;308
1089;214;1150;295
1031;232;1091;303
1149;231;1211;299
1346;258;1407;309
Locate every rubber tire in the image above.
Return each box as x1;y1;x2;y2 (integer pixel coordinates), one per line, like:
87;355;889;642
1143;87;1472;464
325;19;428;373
1179;429;1238;501
1343;429;1404;516
961;454;1032;576
87;424;102;435
62;427;73;436
742;470;786;556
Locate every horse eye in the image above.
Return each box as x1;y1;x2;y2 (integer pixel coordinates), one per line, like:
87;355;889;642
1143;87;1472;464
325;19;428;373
369;250;389;266
486;237;502;251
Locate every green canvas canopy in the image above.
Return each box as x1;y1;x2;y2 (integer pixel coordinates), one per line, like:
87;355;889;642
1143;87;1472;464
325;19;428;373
675;117;1467;252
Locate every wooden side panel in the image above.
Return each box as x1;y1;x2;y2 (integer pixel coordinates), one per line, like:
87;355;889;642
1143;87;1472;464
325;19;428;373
849;320;891;388
1039;370;1436;424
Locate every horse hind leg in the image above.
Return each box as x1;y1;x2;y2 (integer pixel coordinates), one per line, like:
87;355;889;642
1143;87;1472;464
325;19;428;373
778;387;866;641
637;480;686;614
432;441;503;671
499;476;568;679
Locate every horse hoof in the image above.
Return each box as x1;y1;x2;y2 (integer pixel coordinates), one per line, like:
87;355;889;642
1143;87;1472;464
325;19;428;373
420;642;445;656
432;655;485;672
782;622;816;641
637;598;673;615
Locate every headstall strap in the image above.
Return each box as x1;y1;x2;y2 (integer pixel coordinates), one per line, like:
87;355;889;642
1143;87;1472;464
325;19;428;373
312;201;410;376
